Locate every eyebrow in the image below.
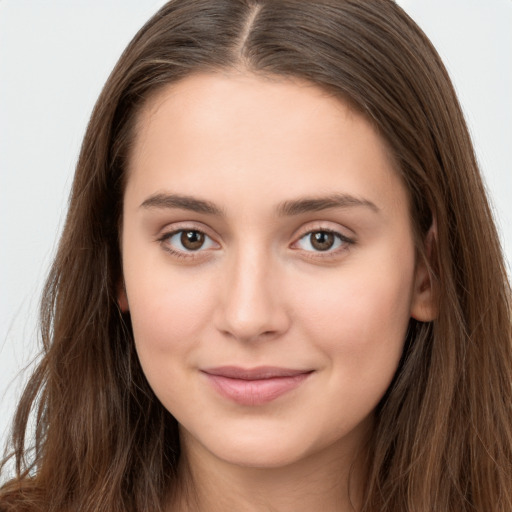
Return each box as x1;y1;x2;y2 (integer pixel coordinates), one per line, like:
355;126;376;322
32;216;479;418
140;193;224;216
140;192;379;216
276;194;379;216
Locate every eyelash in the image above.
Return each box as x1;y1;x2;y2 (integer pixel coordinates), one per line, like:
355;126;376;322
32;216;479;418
157;228;218;260
292;228;354;259
157;227;355;260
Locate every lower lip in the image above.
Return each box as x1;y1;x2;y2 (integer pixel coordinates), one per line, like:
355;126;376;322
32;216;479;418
203;372;312;406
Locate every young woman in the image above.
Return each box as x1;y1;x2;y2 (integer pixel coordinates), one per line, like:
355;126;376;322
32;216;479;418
1;1;511;511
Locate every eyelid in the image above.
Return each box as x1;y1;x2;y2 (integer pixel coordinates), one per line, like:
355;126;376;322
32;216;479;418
155;221;355;260
292;221;355;242
290;224;356;256
155;221;219;242
156;222;221;258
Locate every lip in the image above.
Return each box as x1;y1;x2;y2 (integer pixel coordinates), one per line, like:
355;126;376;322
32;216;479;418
201;366;313;406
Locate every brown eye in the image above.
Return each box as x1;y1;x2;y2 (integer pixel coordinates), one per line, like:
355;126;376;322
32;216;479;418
310;231;335;251
160;229;218;256
294;229;352;254
180;230;205;250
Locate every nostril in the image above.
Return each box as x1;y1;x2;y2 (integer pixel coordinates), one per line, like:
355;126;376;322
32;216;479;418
213;256;291;342
215;303;289;343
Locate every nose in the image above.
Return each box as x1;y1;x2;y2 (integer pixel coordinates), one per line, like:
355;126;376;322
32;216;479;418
214;247;290;343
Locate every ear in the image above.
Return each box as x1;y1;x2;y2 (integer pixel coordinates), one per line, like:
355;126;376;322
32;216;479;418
117;280;129;313
410;224;438;322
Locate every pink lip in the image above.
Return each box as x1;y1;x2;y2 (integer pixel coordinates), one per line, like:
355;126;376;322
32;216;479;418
201;366;313;406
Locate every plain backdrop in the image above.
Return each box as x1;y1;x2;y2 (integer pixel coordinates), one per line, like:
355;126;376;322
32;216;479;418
1;0;511;456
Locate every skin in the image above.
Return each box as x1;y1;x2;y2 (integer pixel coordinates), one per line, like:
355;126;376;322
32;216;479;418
120;72;435;511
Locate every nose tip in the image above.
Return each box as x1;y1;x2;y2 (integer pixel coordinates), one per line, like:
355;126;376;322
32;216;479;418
218;304;282;343
214;260;289;343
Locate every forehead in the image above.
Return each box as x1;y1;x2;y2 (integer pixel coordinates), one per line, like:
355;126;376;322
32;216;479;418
125;72;408;220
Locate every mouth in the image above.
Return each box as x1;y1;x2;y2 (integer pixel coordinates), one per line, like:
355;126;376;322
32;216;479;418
201;366;314;406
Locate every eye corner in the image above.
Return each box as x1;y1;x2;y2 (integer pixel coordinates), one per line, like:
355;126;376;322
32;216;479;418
157;226;221;260
292;228;355;254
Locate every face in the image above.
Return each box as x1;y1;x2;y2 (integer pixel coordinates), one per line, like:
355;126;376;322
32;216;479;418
120;73;434;469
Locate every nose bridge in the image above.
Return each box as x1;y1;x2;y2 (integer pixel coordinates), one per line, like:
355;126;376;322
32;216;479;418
215;241;288;342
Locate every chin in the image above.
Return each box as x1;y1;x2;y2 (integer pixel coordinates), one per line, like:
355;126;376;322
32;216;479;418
181;419;337;471
214;440;309;469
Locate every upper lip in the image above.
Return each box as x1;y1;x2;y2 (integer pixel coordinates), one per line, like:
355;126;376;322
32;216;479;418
201;366;313;380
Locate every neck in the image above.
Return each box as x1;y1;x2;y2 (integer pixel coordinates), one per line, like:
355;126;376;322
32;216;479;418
169;428;369;512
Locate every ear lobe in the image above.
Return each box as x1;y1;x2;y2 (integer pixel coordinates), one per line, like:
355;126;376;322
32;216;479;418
410;225;438;322
117;281;129;313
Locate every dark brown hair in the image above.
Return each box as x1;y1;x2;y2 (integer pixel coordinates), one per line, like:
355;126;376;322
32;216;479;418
2;1;511;510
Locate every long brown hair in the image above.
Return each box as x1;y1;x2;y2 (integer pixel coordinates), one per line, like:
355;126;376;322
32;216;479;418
1;1;511;510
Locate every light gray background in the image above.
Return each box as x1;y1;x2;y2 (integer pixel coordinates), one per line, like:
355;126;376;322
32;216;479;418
1;1;511;456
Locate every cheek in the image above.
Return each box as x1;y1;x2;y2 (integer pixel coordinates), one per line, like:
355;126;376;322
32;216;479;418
126;267;216;358
294;255;414;371
287;258;415;437
125;270;220;412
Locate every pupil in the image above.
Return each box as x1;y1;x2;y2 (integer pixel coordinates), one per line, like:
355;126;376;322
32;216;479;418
311;231;334;251
181;230;204;250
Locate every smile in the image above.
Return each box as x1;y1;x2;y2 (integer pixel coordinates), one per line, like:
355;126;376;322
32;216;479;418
201;366;314;406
